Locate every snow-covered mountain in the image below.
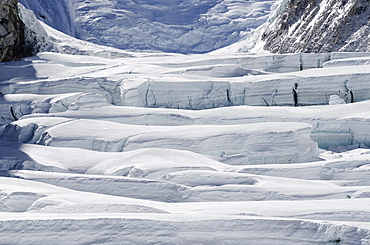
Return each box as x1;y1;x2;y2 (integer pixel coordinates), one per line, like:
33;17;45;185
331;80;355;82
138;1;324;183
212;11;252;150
2;1;370;244
16;0;370;54
262;0;370;53
18;0;75;37
19;0;278;53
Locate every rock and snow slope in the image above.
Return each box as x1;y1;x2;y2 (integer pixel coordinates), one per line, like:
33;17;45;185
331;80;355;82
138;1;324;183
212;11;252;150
1;1;370;244
262;0;370;53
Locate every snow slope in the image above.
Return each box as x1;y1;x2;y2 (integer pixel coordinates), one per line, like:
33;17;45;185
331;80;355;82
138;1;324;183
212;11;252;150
1;2;370;244
19;0;277;53
18;0;76;37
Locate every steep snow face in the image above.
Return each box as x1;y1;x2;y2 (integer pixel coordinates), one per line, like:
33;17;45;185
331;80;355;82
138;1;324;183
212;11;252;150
74;0;277;53
262;0;370;53
19;0;277;53
18;0;75;37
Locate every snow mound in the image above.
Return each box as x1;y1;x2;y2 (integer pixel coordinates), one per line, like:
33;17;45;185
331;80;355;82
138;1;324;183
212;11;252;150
2;213;369;245
13;170;192;202
0;143;231;177
0;191;44;212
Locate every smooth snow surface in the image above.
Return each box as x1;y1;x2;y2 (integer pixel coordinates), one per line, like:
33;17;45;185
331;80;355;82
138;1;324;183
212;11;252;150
1;3;370;245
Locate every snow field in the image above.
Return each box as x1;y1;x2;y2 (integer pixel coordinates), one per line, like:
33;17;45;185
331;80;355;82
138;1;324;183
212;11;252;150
1;4;370;244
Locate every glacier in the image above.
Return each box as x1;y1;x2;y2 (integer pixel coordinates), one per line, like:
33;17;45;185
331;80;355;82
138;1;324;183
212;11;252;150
1;1;370;244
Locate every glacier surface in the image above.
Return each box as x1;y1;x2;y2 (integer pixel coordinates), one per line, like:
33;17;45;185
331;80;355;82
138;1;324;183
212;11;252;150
1;1;370;244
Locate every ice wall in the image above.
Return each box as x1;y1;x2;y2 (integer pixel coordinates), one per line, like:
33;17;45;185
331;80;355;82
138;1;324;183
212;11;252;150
121;68;370;108
0;93;109;125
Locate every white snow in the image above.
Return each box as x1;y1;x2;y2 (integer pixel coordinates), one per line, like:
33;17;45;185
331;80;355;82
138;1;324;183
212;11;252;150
1;1;370;244
20;0;277;54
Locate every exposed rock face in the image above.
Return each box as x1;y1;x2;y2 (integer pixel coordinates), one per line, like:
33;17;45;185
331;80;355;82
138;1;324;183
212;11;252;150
0;0;25;62
262;0;370;53
18;4;51;57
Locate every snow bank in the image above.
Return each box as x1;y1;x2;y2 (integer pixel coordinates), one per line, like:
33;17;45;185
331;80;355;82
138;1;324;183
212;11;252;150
323;56;370;68
22;98;370;149
0;213;369;245
13;170;192;202
9;98;370;151
0;143;231;177
31;119;319;165
237;148;370;183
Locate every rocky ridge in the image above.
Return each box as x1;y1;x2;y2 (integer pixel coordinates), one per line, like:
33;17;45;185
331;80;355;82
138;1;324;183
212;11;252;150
262;0;370;53
0;0;25;62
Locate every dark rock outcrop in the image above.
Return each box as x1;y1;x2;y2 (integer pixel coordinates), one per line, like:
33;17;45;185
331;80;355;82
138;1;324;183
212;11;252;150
0;0;25;62
262;0;370;53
